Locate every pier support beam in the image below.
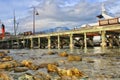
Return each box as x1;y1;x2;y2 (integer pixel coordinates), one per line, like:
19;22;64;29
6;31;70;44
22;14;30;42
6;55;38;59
101;31;106;48
38;37;40;48
30;38;33;48
58;35;60;49
69;34;74;50
84;33;87;53
22;39;25;48
48;36;51;49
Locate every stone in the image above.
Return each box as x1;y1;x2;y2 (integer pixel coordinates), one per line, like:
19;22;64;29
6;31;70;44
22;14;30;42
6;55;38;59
2;56;13;61
0;52;6;57
39;63;48;68
71;67;84;77
14;67;28;72
0;50;10;54
57;67;84;78
0;71;13;80
48;51;57;55
0;60;19;69
34;72;51;80
39;62;58;68
47;63;58;72
59;51;68;57
21;60;32;67
21;60;39;70
18;73;34;80
28;64;39;70
68;55;82;61
87;60;94;63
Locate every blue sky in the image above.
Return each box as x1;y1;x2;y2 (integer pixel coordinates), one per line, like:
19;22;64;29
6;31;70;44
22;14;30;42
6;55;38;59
0;0;120;33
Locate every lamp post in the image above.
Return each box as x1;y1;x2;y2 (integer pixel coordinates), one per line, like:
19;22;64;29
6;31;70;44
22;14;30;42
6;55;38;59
33;7;39;35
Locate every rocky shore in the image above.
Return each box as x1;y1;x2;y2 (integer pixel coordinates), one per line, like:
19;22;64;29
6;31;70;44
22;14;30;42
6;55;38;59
0;49;119;80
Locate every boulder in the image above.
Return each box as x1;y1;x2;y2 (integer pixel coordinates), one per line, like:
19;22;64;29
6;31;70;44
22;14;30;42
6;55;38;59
21;60;32;67
21;60;39;70
2;56;13;61
14;67;28;72
39;63;48;68
48;51;57;55
0;72;13;80
68;55;82;61
57;67;84;78
0;50;10;54
34;72;51;80
28;64;39;70
47;64;58;72
0;60;19;69
0;52;6;57
59;51;68;57
39;62;58;68
18;73;34;80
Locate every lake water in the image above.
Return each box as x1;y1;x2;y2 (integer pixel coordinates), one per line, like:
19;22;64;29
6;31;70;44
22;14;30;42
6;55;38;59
1;47;120;80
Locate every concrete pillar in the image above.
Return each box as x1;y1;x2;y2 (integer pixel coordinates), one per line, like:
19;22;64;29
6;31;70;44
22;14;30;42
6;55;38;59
11;40;13;49
69;34;74;50
38;37;40;48
58;35;60;49
48;36;51;49
30;38;33;48
16;38;19;47
101;31;106;48
84;33;87;53
23;39;25;48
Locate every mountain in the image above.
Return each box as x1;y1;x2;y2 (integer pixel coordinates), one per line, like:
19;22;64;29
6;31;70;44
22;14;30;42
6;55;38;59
42;27;70;33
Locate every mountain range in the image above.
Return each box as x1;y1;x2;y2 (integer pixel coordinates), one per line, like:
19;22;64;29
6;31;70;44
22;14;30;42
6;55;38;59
41;27;70;33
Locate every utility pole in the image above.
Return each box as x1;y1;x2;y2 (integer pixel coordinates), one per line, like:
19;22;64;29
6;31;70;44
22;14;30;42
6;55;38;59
13;10;16;36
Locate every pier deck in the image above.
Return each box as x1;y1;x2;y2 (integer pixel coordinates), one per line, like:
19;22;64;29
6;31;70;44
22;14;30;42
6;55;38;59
0;23;120;50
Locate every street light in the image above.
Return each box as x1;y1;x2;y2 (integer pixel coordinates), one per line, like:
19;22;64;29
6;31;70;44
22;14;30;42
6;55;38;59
33;7;39;35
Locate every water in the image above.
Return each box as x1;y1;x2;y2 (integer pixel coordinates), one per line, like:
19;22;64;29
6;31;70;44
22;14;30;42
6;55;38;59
1;47;120;80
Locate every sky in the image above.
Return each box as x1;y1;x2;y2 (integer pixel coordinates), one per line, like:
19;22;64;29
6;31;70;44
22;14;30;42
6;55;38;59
0;0;120;34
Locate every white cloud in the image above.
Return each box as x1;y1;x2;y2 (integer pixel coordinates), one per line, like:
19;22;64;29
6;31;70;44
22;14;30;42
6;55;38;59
2;0;120;33
18;0;100;33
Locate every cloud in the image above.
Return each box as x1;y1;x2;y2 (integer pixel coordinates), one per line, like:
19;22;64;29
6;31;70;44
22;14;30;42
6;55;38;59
1;0;120;34
104;0;120;17
18;0;101;33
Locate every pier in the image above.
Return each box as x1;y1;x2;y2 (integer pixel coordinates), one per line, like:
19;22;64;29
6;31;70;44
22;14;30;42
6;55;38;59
0;18;120;50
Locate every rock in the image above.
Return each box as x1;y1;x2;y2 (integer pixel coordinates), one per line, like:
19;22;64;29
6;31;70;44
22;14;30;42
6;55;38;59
39;63;48;68
21;60;32;67
18;73;34;80
39;62;58;68
0;71;13;80
71;67;84;77
0;60;19;69
34;72;51;80
21;60;39;70
68;55;82;61
28;64;39;70
0;52;6;57
4;50;10;53
57;67;84;78
0;50;10;54
87;60;94;63
47;63;58;72
2;56;13;61
14;67;28;72
48;51;57;55
59;51;68;57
